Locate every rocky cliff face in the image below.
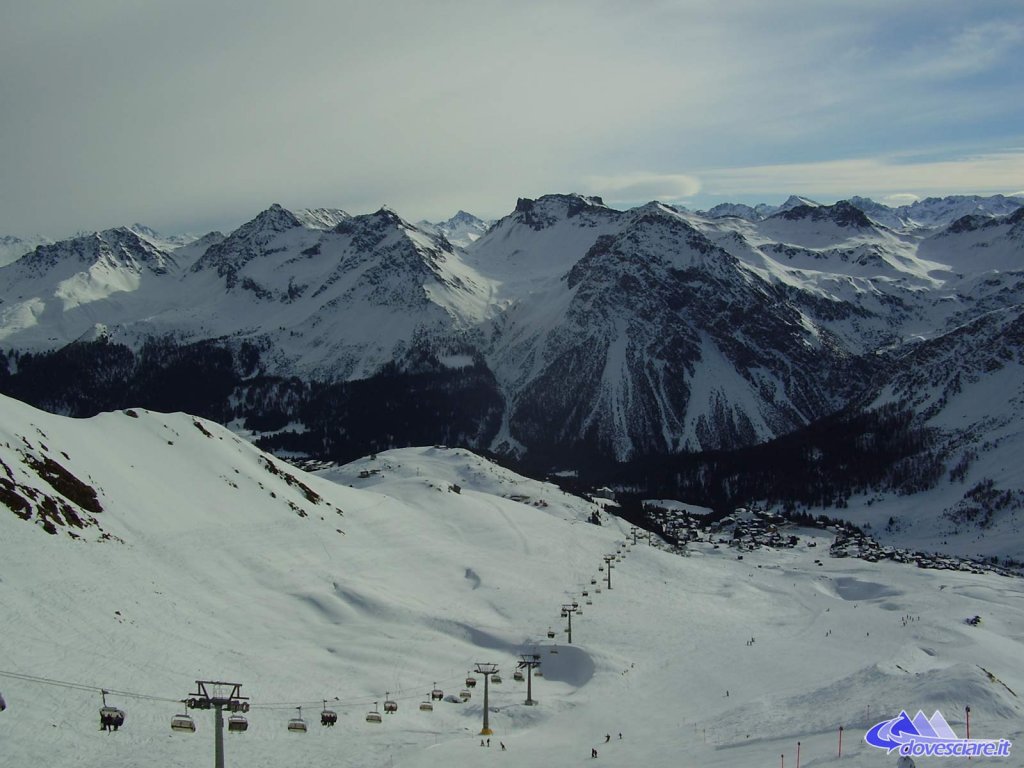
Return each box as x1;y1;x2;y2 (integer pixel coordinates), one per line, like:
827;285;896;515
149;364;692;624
489;203;866;458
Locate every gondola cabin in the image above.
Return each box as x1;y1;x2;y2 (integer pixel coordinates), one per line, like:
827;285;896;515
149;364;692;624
366;703;383;724
170;713;196;733
431;684;444;701
419;701;433;712
228;715;248;733
547;627;556;639
459;689;472;701
383;694;398;714
288;707;307;733
491;673;502;684
465;675;477;688
513;670;524;682
321;709;338;727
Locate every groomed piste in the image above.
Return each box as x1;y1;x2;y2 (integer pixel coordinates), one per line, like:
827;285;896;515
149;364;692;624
1;395;1022;767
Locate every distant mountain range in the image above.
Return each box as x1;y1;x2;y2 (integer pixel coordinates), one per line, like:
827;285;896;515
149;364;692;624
0;192;1021;531
699;193;1024;228
0;234;53;268
417;210;492;248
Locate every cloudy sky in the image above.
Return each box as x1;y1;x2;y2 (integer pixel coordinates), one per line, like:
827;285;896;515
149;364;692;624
2;0;1023;236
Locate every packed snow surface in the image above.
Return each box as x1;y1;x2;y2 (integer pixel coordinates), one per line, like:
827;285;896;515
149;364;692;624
1;396;1023;767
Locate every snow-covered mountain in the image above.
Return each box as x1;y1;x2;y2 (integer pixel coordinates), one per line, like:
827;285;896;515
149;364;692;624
126;223;202;251
845;196;911;230
702;194;1024;231
0;234;53;268
838;304;1024;557
0;227;186;346
463;195;623;302
418;210;492;248
474;194;1019;457
898;194;1024;229
702;195;822;221
0;192;1021;467
0;205;495;379
483;200;863;457
701;202;761;221
2;393;1024;768
846;194;1024;231
918;205;1024;275
183;203;495;378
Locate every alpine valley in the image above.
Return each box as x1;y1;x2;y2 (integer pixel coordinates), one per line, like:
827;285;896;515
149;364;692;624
1;192;1023;558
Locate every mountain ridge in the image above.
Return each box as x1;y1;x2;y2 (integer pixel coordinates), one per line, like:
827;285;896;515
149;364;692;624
0;191;1021;474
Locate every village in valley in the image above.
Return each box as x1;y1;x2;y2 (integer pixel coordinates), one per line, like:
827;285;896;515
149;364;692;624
635;498;1020;578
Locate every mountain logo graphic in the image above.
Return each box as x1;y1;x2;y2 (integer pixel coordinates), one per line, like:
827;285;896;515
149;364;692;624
865;710;1011;758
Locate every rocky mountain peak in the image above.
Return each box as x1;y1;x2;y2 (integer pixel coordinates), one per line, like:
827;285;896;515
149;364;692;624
370;205;405;226
13;226;174;277
248;203;302;233
190;204;304;285
703;202;761;221
780;195;822;211
295;208;350;230
512;193;613;231
776;200;873;229
947;214;992;234
448;210;481;225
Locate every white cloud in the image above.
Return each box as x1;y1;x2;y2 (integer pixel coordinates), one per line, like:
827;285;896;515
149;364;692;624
902;20;1024;80
698;151;1024;201
583;173;702;204
882;193;922;206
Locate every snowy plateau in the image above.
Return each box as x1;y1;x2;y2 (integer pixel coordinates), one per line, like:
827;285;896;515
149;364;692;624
2;394;1024;768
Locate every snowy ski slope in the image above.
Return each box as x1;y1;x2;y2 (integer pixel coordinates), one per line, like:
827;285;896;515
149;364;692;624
1;395;1023;767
